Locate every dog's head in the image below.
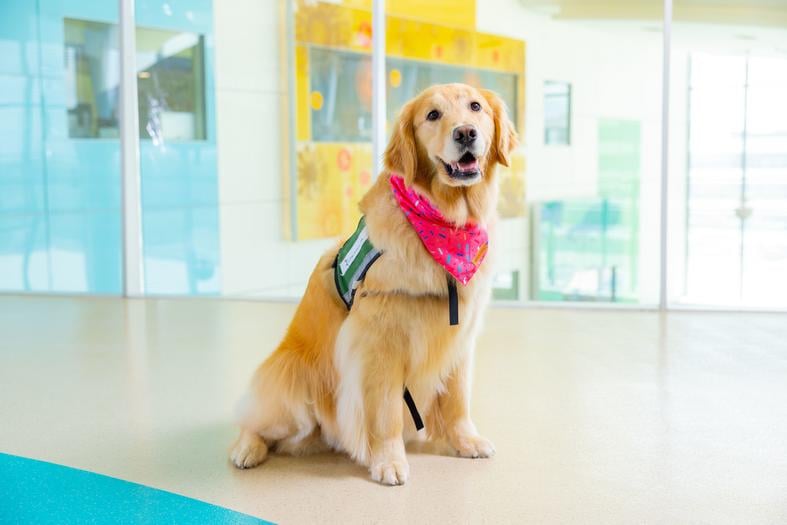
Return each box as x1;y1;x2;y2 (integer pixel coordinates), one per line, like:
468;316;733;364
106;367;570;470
384;83;517;189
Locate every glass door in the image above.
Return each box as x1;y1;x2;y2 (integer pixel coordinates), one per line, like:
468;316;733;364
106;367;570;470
741;56;787;307
684;53;787;308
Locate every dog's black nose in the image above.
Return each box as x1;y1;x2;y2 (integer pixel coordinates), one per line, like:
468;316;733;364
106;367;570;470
452;125;477;146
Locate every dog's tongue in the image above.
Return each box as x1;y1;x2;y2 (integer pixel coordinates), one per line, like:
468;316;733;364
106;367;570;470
456;157;478;172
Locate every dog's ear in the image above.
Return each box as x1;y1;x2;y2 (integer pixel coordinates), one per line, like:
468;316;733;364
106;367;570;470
481;89;518;167
384;100;418;184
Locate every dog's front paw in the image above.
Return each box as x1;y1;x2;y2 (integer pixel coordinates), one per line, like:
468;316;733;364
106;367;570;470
370;459;410;485
452;434;495;459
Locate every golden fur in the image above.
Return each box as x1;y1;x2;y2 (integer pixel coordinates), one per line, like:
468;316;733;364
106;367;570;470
230;83;517;485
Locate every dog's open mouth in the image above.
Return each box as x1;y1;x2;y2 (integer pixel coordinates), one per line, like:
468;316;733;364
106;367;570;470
440;152;481;180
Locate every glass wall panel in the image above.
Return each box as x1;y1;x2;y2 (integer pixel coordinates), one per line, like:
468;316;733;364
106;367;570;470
536;120;643;302
500;0;663;304
669;2;787;308
128;0;664;302
136;0;218;295
0;1;222;296
0;1;122;294
22;0;786;310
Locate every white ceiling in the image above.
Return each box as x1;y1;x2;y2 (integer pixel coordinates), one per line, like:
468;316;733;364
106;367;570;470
517;0;787;28
516;0;787;56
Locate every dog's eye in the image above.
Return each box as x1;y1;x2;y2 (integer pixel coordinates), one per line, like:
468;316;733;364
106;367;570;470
426;110;441;121
470;101;481;112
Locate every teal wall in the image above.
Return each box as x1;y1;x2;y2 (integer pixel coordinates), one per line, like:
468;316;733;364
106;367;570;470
0;0;219;295
136;0;220;296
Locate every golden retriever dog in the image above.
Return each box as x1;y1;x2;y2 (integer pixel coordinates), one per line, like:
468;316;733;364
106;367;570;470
230;83;517;485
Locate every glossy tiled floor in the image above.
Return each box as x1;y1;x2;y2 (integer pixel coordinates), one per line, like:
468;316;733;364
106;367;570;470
1;295;786;524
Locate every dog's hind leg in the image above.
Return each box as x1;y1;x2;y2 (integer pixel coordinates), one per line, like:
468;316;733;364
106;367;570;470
229;386;280;469
230;428;269;469
230;390;299;469
230;351;318;469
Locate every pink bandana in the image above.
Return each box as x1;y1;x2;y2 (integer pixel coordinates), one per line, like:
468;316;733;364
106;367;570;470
390;175;488;285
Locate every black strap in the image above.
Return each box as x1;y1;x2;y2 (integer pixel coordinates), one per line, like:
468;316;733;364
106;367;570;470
402;277;457;432
403;387;424;431
447;277;459;326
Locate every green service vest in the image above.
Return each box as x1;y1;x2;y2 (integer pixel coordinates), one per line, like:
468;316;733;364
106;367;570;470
333;217;382;309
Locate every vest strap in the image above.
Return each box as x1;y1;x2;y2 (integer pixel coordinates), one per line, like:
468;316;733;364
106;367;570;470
447;277;459;326
403;387;424;431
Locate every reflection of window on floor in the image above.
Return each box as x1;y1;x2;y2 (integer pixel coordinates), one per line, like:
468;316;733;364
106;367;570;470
544;80;571;145
684;53;787;307
64;18;206;142
533;120;641;302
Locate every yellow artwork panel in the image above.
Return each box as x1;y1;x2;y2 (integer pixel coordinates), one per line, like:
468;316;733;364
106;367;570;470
294;1;524;74
287;0;527;239
296;143;375;240
497;153;527;219
340;0;476;30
